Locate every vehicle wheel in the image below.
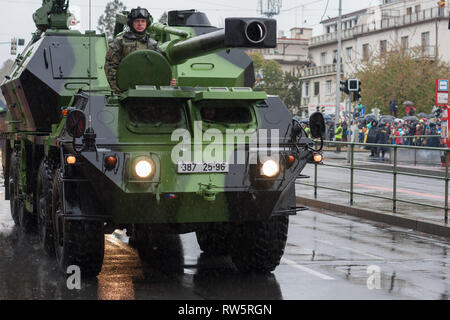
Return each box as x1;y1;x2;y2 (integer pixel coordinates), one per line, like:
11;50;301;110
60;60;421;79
196;223;230;255
230;216;289;273
36;159;55;256
52;168;105;277
132;225;184;274
8;152;20;225
9;151;34;231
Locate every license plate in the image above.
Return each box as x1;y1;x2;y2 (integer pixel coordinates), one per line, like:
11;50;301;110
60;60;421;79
178;162;229;173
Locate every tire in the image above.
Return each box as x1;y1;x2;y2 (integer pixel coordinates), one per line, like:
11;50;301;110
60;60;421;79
132;225;184;274
36;159;55;256
196;223;230;255
9;150;34;231
52;168;105;278
230;216;289;273
8;152;20;225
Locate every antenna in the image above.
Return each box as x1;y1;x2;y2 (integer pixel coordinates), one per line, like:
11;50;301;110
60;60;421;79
258;0;282;18
88;0;92;128
82;0;97;153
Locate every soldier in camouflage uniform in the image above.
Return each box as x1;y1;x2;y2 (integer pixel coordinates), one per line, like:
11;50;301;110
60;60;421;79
105;7;161;93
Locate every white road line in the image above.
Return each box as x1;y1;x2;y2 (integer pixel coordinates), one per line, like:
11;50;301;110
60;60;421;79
316;239;385;261
281;258;335;280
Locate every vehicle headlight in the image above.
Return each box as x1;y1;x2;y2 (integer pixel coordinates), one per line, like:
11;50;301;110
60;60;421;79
135;160;153;178
261;160;280;178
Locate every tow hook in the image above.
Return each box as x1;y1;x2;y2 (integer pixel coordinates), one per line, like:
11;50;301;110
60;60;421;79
197;183;217;202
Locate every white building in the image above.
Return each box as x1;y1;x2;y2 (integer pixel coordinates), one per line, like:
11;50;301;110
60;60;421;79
249;27;312;73
300;0;450;116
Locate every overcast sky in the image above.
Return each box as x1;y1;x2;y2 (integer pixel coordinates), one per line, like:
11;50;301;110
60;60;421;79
0;0;378;65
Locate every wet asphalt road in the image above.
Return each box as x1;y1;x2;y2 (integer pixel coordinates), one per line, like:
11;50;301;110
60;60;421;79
298;157;448;223
1;185;449;300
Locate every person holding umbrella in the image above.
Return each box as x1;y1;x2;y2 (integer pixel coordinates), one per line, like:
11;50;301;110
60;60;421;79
403;101;416;117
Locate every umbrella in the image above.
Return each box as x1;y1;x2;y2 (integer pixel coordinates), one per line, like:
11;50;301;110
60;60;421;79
403;101;414;106
402;116;418;122
417;112;429;118
323;114;332;121
364;114;377;122
356;116;366;122
380;115;395;123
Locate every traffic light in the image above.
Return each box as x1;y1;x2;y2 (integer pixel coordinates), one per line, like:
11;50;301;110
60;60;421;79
340;80;349;95
352;81;362;101
348;79;359;92
10;38;17;55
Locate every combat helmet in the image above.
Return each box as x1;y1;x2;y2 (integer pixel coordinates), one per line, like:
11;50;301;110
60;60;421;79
127;7;153;33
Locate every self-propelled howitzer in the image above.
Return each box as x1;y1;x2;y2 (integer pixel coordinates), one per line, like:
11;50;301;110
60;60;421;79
114;14;276;90
0;3;325;277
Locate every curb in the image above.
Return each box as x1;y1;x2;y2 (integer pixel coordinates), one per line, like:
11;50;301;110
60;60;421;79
296;196;450;239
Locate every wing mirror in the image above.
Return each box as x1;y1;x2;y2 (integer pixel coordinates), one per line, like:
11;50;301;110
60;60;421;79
309;112;326;139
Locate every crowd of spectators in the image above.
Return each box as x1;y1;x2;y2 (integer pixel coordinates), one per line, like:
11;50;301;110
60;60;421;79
322;115;442;160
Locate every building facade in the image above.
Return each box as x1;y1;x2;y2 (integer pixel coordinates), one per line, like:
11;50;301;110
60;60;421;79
300;0;450;116
249;27;312;73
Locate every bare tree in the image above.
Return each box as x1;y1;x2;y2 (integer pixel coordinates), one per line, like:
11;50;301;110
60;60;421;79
97;0;127;42
351;45;450;115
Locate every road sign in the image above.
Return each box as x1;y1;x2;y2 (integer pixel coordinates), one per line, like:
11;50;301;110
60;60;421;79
436;79;449;92
437;92;449;106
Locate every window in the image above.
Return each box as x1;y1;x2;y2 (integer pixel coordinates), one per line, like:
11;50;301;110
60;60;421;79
421;32;430;55
362;43;369;61
200;106;252;124
401;36;409;50
304;81;310;97
421;32;430;48
346;47;353;61
126;101;183;125
326;80;332;94
333;49;338;63
406;7;412;15
314;82;320;96
415;5;421;13
380;40;387;55
321;52;327;65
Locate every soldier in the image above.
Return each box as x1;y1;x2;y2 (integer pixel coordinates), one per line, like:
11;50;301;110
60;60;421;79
105;7;162;93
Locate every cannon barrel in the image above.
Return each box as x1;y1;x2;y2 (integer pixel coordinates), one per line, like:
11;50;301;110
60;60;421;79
150;22;190;38
159;18;276;65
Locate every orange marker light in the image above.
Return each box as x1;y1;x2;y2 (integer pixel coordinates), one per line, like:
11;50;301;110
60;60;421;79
287;155;295;164
62;109;69;116
66;155;77;165
105;155;117;170
313;153;323;163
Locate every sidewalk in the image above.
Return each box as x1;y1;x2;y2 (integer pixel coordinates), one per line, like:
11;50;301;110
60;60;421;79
296;149;450;238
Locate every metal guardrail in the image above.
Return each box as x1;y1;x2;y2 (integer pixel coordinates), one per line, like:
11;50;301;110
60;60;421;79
297;140;448;224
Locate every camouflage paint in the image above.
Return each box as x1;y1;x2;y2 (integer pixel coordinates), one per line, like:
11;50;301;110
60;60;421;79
1;14;313;226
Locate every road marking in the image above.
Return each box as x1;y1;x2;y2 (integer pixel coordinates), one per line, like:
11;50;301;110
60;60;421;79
316;239;385;260
354;183;444;200
281;258;334;280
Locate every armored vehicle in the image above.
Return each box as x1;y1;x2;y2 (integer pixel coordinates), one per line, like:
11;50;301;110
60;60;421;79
1;0;325;276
